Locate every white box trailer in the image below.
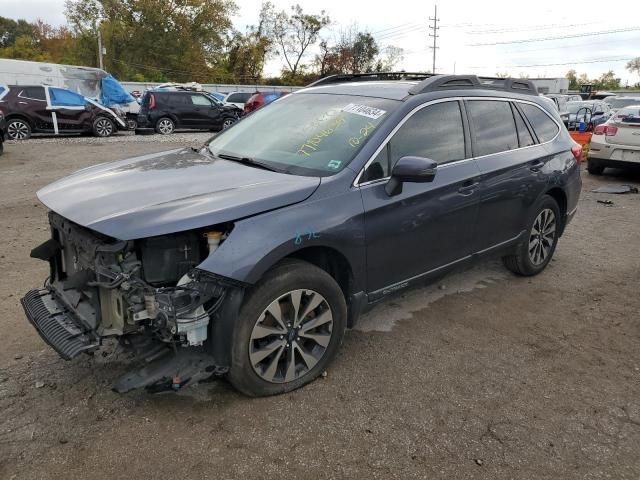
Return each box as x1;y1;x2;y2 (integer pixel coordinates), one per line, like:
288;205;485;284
0;58;139;115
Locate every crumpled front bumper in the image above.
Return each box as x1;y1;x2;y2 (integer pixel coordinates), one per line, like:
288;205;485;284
21;288;99;360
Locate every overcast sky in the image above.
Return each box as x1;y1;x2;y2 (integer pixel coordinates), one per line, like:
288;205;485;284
3;0;640;84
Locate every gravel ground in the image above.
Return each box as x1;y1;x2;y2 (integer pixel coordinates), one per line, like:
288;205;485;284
1;136;640;479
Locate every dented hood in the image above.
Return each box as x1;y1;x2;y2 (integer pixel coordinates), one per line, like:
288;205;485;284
37;148;320;239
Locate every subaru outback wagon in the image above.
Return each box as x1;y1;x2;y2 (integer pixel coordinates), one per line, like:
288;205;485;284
21;74;581;396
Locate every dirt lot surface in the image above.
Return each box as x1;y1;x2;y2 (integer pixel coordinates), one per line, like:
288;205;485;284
1;135;640;479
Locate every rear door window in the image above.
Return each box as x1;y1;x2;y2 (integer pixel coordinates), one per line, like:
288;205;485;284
511;104;536;148
467;100;519;156
519;103;559;143
20;86;46;101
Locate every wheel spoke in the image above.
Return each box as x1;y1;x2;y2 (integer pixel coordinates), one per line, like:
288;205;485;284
295;292;324;327
300;331;331;348
289;290;302;326
284;347;297;382
300;310;332;334
250;338;285;365
262;344;286;382
294;342;319;370
265;300;287;331
251;323;285;340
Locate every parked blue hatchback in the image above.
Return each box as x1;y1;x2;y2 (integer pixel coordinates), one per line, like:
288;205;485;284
22;73;581;396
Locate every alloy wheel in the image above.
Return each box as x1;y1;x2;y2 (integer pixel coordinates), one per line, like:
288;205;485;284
95;118;113;137
158;119;174;134
222;118;235;129
529;208;556;266
7;120;30;140
249;289;333;384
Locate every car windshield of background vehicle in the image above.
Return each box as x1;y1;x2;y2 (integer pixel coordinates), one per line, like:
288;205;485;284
566;102;595;114
208;93;400;176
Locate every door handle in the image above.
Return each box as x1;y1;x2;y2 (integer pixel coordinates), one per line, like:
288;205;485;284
458;181;479;195
529;160;545;172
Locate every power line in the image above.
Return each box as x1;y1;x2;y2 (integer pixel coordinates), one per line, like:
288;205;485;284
468;56;632;69
428;5;439;74
466;21;598;35
374;24;426;41
467;27;640;46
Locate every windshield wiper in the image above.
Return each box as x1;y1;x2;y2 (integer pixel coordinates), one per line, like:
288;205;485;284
216;153;279;172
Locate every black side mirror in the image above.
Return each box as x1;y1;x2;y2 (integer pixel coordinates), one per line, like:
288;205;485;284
385;156;438;196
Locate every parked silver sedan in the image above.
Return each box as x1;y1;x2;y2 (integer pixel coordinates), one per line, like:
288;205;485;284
587;105;640;175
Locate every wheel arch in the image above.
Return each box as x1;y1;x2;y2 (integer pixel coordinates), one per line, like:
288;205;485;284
5;113;33;128
543;187;568;235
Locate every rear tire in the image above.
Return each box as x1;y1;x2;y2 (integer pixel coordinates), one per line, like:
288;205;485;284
502;195;560;276
587;159;604;175
229;260;347;397
155;117;175;135
93;116;115;137
6;118;31;140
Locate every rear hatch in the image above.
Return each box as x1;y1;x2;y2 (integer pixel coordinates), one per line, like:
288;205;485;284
608;107;640;147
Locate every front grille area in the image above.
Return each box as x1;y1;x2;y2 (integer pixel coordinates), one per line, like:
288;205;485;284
21;289;99;360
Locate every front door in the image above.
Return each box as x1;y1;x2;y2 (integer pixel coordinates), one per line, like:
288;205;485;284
188;93;222;128
359;100;481;296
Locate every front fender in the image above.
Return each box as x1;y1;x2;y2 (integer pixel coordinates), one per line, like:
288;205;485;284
196;187;366;292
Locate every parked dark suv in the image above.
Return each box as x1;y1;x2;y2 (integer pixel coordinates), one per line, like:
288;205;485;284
0;85;126;139
136;90;240;134
21;74;581;397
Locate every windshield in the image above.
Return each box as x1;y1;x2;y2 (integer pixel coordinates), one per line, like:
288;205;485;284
567;102;595;114
208;93;399;176
606;97;640;109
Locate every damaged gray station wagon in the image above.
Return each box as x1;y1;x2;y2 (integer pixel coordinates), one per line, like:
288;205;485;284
22;73;582;396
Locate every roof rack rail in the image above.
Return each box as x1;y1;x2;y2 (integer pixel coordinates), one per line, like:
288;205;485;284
408;75;538;96
307;72;437;87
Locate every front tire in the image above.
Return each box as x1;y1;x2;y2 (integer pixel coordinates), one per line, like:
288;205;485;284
7;118;31;140
502;195;560;276
93;116;115;137
222;116;236;130
229;260;347;397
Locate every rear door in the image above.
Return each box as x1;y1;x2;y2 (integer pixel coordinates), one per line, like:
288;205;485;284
468;99;550;252
17;87;52;131
360;100;481;295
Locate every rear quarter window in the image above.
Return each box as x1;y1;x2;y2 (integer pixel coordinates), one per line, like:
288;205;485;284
467;100;519;156
519;103;559;143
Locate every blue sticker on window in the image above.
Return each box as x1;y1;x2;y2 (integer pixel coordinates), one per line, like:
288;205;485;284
327;160;342;169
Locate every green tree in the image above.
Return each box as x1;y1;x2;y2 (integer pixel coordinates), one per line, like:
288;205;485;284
566;69;579;90
65;0;237;81
0;34;50;61
594;70;620;90
627;57;640;82
0;17;37;48
273;4;330;78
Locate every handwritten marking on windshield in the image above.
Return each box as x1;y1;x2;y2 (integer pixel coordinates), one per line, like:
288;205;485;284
297;116;346;157
348;121;377;147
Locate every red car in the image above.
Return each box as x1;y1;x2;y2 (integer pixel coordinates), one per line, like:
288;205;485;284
244;91;289;114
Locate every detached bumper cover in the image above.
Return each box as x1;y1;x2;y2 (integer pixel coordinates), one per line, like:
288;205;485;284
21;289;99;360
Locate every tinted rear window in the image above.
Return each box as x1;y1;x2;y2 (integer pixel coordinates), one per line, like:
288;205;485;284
20;87;46;101
467;100;519;156
519;103;559;143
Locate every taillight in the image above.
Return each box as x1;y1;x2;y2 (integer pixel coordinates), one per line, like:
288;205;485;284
149;94;155;110
593;125;617;136
571;143;583;163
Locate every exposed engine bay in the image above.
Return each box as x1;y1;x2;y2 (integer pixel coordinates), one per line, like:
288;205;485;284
25;211;237;391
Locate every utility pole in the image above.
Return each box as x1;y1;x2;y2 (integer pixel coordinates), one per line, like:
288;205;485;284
97;30;104;70
428;5;439;74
